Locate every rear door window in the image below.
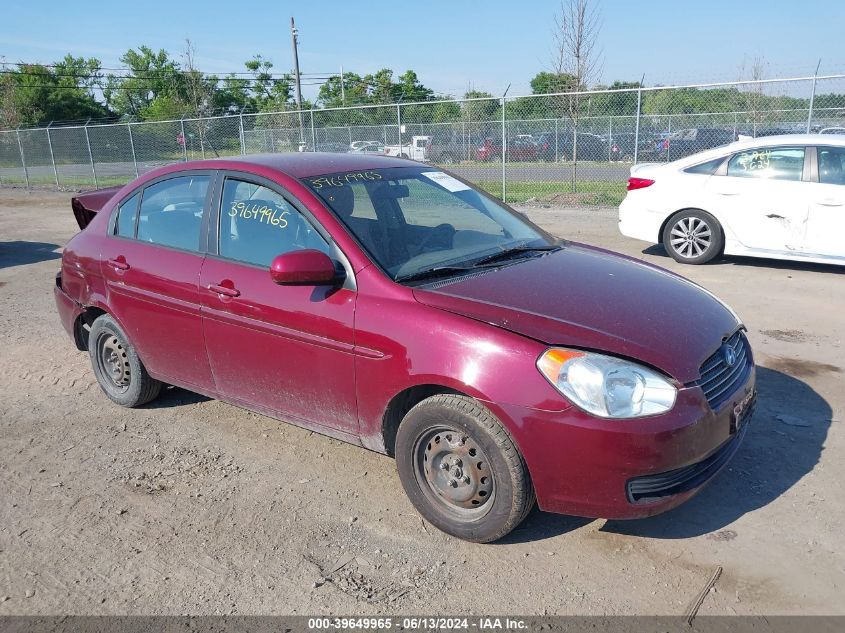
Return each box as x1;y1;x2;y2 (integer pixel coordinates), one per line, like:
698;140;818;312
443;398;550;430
726;147;805;181
136;175;210;251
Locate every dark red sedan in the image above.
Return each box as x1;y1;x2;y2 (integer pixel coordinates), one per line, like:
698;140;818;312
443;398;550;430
54;153;756;542
476;137;538;162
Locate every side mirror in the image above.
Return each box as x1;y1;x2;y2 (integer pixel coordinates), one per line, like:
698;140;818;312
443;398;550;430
269;249;340;286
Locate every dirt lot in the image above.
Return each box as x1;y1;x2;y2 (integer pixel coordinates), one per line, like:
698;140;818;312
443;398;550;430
0;188;843;615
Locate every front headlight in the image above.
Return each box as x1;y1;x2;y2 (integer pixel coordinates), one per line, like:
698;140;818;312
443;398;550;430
537;348;677;418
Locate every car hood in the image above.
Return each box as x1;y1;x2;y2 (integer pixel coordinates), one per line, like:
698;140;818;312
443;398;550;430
412;244;740;383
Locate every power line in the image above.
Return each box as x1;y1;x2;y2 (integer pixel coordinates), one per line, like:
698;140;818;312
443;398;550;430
2;61;338;80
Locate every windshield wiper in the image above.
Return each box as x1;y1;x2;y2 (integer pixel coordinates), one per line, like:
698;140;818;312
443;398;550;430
471;244;561;267
394;266;481;284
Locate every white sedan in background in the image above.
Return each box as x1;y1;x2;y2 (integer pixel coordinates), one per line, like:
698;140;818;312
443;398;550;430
618;134;845;266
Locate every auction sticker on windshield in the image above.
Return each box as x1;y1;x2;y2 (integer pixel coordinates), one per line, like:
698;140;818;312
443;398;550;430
421;171;470;192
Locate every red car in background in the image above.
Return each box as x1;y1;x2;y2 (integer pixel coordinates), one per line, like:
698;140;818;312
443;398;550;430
476;137;538;162
55;153;756;542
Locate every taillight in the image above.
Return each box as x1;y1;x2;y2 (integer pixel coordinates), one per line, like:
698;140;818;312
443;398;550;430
627;177;655;191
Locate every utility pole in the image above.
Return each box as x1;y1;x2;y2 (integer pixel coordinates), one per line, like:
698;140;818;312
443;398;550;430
290;17;305;148
290;17;303;111
340;65;346;106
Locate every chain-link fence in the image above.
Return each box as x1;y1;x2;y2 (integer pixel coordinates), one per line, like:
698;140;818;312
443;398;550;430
2;74;844;206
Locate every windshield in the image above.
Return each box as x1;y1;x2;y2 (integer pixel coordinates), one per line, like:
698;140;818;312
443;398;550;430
303;167;553;281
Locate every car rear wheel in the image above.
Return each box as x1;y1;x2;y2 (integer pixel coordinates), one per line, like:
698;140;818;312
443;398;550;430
662;209;724;264
89;314;162;407
395;394;535;543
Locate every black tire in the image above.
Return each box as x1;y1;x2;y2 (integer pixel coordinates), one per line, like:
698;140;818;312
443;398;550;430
395;394;535;543
439;153;457;165
662;209;724;265
399;153;409;159
88;314;162;407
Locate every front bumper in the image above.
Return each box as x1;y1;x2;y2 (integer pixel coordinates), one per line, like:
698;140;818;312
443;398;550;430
491;366;756;519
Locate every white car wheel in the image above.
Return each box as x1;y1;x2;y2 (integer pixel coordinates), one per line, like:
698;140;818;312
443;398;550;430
662;210;724;265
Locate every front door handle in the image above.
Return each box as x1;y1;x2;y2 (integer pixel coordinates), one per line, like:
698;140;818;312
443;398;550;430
817;198;844;207
208;283;240;298
107;257;130;271
715;191;740;196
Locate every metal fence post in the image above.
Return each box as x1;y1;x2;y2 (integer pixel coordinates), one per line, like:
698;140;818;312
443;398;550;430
396;102;402;156
501;86;510;203
807;59;821;133
46;124;59;188
608;116;612;162
15;129;30;190
552;118;558;162
127;123;139;178
310;106;316;151
239;112;246;155
83;123;98;188
633;86;643;165
180;118;188;161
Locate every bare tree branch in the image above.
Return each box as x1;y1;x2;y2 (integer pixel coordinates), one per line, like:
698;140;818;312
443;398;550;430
550;0;603;191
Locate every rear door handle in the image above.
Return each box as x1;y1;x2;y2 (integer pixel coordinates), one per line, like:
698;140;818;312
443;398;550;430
107;257;130;271
817;198;844;207
715;191;740;196
207;283;240;298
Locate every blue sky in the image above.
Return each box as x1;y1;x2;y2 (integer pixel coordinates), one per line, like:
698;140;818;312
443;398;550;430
2;0;843;99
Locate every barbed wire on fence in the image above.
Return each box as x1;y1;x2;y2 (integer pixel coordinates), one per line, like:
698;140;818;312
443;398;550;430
1;73;844;206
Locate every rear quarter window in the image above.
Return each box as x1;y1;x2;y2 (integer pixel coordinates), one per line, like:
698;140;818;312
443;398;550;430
683;157;725;175
115;192;140;237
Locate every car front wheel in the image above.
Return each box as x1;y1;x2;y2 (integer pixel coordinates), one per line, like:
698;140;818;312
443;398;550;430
662;209;724;264
88;314;162;407
395;394;535;543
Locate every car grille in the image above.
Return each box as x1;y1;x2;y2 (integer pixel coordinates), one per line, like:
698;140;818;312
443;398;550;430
697;330;752;411
626;426;747;503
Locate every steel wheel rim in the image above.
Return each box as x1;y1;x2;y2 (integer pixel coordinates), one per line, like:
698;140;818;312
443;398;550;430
413;426;495;519
96;332;131;391
670;216;712;258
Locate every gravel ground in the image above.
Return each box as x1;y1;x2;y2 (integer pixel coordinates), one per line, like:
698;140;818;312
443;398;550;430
0;188;842;615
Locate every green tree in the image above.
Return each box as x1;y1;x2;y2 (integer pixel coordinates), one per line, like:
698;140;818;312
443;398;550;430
104;46;184;118
530;71;578;94
461;90;498;122
397;70;434;102
1;56;109;126
243;55;293;112
591;80;641;116
318;72;368;108
366;68;400;104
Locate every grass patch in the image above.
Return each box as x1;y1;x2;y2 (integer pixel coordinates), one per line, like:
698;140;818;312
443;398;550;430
0;174;128;190
477;180;625;206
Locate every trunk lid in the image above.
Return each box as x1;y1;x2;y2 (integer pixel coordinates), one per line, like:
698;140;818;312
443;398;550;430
71;185;123;230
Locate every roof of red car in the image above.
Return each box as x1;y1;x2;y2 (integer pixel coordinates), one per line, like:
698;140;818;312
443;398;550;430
185;152;417;179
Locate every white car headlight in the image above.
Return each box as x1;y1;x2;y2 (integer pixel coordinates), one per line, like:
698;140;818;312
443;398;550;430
537;348;677;418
